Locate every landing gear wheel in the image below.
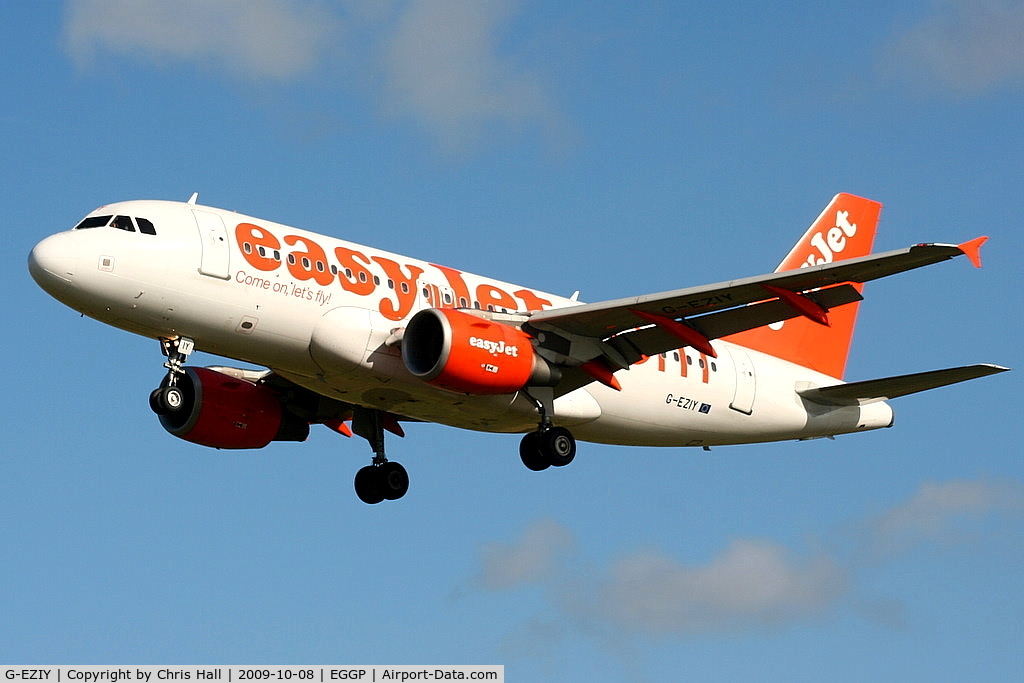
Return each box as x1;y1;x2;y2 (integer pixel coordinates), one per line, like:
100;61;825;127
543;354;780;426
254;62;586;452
354;465;385;505
149;386;184;415
540;426;576;467
149;388;165;415
519;432;550;471
349;408;412;504
378;461;410;500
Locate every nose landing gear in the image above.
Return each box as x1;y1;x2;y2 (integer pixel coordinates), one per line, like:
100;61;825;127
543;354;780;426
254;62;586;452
149;337;195;415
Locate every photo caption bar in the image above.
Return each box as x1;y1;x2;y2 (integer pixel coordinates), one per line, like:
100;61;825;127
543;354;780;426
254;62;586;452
1;667;503;683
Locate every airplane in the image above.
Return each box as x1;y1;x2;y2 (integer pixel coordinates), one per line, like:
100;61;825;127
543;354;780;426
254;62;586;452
28;192;1008;503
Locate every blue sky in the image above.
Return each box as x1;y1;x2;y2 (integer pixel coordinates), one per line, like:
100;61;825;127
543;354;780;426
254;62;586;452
3;1;1022;679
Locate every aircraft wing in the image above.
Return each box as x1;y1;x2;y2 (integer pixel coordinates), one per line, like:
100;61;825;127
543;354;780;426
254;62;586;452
525;240;982;366
797;364;1009;406
598;284;863;367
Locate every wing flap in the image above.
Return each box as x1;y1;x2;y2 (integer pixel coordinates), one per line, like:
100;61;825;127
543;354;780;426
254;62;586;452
797;364;1009;406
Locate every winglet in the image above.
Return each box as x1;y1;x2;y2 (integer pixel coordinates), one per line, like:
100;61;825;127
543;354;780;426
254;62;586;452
958;236;987;268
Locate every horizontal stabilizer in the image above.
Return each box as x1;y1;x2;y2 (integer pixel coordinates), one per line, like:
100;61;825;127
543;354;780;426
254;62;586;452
798;364;1009;406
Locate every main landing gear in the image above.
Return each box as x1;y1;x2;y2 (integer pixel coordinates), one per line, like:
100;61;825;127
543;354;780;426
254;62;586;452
149;336;194;416
351;407;410;505
518;388;577;472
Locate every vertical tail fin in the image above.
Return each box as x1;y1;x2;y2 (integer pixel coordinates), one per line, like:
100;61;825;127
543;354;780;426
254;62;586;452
725;193;882;379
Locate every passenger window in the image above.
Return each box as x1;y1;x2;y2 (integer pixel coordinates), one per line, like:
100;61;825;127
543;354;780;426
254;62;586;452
111;215;136;232
136;217;157;235
75;215;112;230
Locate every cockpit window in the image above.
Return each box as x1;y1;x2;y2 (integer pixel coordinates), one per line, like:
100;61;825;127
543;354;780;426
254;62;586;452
111;215;136;232
73;213;157;235
74;215;112;230
136;217;157;235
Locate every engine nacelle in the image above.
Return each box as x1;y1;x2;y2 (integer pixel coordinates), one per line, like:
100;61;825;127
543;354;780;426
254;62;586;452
402;308;558;394
159;367;310;449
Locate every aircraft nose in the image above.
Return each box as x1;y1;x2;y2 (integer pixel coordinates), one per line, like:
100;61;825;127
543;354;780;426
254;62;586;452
28;233;78;292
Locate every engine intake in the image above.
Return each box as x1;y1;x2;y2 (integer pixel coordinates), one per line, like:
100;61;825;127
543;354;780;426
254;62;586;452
402;308;558;394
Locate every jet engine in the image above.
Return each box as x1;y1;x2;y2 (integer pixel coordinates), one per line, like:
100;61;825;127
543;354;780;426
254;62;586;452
156;367;310;449
402;308;558;394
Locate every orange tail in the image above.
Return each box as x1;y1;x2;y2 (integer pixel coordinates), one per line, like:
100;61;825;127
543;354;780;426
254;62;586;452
725;193;882;379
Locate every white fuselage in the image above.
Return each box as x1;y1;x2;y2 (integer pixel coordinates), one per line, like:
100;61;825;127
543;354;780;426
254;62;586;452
29;200;894;448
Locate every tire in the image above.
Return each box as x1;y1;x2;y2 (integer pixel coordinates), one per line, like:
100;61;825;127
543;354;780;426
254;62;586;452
519;431;550;471
378;461;410;501
354;465;385;504
149;386;184;415
149;388;168;415
540;427;576;467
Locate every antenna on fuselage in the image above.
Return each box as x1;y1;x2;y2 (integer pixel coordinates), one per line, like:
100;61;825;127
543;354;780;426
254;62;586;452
187;192;199;205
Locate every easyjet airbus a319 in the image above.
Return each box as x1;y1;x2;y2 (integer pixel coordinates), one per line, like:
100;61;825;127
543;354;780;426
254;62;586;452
28;193;1007;503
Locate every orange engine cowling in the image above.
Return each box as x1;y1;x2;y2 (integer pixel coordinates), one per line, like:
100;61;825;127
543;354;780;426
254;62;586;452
402;308;557;394
159;367;310;449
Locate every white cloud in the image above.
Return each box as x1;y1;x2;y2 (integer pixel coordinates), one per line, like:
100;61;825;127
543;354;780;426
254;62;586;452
885;0;1024;95
589;540;846;635
63;0;337;81
865;478;1024;555
377;0;554;152
470;478;1024;642
61;0;557;152
473;523;848;637
475;518;575;591
585;544;847;634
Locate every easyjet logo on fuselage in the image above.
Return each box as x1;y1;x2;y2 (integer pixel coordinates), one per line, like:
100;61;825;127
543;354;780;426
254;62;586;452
234;222;553;321
800;210;858;268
